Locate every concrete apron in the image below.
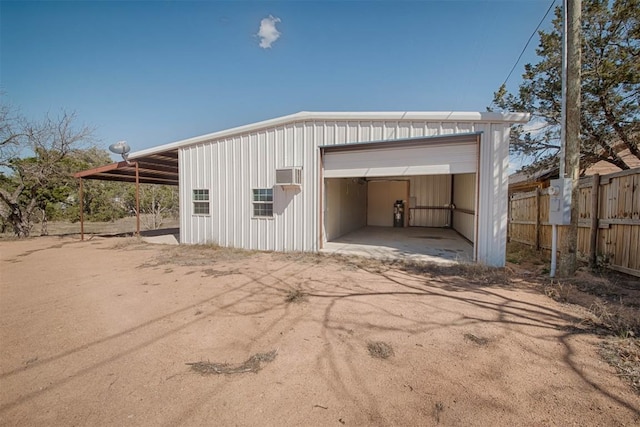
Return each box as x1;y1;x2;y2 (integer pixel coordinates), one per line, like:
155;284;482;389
321;226;473;265
139;227;180;245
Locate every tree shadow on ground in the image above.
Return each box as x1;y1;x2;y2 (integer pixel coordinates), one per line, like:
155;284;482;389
2;244;638;424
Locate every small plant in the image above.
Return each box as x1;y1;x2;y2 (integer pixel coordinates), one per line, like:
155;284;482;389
544;281;573;302
587;300;640;338
599;338;639;394
506;242;547;267
367;341;394;359
284;288;307;303
506;254;521;264
594;252;612;272
110;237;145;249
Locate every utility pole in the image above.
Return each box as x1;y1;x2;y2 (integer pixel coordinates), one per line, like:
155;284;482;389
559;0;581;276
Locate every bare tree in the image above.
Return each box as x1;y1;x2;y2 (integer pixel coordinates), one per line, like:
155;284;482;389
0;108;94;237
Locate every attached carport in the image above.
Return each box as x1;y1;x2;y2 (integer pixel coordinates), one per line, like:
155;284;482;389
319;133;480;263
73;149;178;239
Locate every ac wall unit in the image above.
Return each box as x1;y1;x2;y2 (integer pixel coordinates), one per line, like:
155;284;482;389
275;167;302;186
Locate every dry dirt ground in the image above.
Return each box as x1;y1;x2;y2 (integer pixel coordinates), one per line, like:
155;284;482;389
1;236;639;426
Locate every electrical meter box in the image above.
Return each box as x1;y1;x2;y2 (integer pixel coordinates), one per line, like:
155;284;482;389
548;178;572;225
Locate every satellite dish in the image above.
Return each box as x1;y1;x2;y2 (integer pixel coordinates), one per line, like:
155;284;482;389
109;140;131;162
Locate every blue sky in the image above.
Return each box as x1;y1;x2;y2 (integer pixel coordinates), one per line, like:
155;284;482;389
1;0;555;158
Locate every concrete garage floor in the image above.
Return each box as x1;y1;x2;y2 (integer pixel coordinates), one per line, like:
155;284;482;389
138;226;472;264
322;226;473;264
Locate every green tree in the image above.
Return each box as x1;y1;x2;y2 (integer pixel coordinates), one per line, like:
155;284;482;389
492;0;639;171
78;182;127;223
0;107;94;237
63;148;129;224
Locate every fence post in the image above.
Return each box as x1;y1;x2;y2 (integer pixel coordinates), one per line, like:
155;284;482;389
535;187;541;250
507;196;511;243
589;173;600;267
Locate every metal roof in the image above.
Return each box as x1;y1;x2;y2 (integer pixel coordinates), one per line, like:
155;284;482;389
74;111;529;185
128;111;530;159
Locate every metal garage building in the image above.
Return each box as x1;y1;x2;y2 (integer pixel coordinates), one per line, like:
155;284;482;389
98;111;529;266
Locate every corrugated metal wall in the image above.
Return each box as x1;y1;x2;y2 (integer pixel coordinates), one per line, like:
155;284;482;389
452;173;476;241
179;119;512;266
409;175;451;227
324;178;367;240
476;125;510;266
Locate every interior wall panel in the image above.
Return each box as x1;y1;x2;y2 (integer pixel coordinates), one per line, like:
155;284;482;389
324;178;367;240
367;180;409;227
452;173;476;242
409;175;451;227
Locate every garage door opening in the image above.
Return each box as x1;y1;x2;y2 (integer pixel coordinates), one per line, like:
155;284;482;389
319;133;482;263
322;174;476;263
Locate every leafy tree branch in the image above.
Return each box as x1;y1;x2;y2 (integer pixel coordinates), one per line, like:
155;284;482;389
492;0;639;172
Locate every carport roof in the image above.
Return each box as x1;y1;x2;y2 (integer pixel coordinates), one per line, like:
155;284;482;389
74;149;178;186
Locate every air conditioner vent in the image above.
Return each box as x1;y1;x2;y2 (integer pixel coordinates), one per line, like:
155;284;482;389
276;167;302;186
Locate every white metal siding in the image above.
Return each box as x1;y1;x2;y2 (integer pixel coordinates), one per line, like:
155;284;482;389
179;117;516;266
476;124;511;266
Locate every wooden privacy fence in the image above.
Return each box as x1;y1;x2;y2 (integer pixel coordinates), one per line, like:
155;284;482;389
508;167;640;277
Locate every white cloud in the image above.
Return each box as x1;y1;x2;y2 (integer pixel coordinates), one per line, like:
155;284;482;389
257;15;281;49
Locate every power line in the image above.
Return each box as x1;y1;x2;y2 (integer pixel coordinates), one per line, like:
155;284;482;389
499;0;557;89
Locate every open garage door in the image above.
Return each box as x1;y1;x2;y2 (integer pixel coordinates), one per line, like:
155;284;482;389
320;133;480;262
322;133;479;178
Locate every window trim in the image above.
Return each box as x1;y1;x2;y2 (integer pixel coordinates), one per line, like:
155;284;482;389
252;188;274;218
192;189;210;216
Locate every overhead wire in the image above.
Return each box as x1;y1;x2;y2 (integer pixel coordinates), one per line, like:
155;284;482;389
492;0;557;106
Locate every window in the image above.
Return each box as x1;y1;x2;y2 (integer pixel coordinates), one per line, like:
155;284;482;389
193;189;210;215
252;188;273;217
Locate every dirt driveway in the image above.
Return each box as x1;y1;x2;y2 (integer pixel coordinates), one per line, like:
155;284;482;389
1;237;638;426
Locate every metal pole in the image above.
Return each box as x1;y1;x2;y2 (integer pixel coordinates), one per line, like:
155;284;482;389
135;161;140;237
551;224;557;277
79;178;84;241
